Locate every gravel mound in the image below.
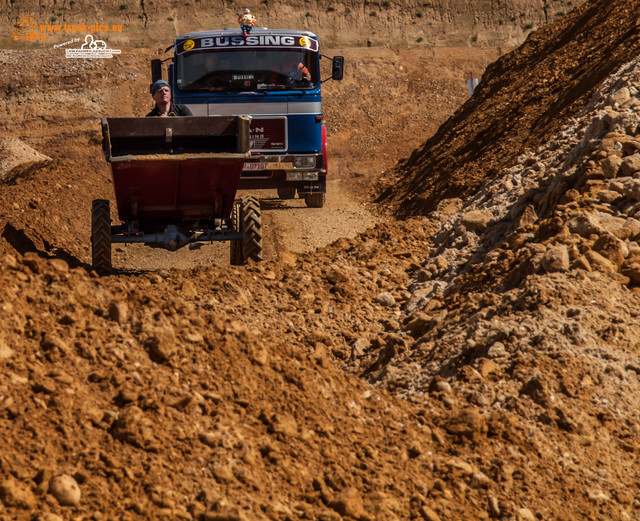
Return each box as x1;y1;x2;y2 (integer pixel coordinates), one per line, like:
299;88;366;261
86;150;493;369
376;0;640;218
3;0;640;519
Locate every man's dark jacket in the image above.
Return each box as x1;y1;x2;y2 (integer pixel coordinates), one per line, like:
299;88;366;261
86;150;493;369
146;104;193;117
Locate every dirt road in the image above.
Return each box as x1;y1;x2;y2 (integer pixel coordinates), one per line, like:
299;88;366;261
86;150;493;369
111;179;382;272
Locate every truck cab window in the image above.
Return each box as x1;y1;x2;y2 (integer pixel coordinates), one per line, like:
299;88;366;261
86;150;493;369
176;49;319;92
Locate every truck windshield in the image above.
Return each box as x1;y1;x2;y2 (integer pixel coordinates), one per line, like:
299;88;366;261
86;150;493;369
176;49;319;92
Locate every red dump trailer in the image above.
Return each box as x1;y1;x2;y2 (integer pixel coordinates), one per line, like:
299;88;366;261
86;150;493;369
93;115;262;273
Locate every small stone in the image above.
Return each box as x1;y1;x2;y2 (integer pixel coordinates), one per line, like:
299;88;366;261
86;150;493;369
609;87;630;106
0;478;36;509
185;332;204;343
622;177;640;201
351;338;369;359
326;266;348;284
375;292;396;307
567;215;603;237
108;301;128;323
4;254;18;269
542;244;569;272
0;338;14;360
461;210;491;233
420;505;441;521
571;255;592;271
516;508;536;521
48;474;81;506
487;496;500;517
586;250;617;273
49;259;69;273
433;256;449;271
470;472;491;489
250;344;269;366
199;432;218;447
593;233;627;266
41;334;70;355
270;414;298;437
212;464;235;483
279;251;298;266
620;153;640;177
416;269;431;281
144;329;176;362
435;380;452;393
622;262;640;284
587;490;611;503
487;341;508;358
115;387;138;406
597;189;621;203
0;137;52;184
477;358;501;378
600;155;622;179
517;205;538;229
35;514;64;521
329;488;365;519
443;408;487;439
109;405;155;449
203;510;245;521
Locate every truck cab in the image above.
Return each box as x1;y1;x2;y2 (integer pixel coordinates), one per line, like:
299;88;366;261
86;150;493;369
159;28;344;207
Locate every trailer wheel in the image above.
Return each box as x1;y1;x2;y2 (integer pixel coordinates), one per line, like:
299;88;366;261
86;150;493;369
241;196;262;262
304;193;325;208
277;187;296;200
91;199;112;274
229;201;243;266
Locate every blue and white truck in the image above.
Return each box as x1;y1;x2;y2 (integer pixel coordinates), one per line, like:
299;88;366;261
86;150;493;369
152;28;344;208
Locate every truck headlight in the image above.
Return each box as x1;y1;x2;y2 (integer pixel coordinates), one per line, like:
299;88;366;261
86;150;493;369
302;171;319;181
286;172;303;181
293;156;316;168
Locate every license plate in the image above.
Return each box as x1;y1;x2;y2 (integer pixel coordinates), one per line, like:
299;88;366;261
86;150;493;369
243;162;266;171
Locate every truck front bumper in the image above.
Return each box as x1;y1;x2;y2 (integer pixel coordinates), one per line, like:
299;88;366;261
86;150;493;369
240;153;325;193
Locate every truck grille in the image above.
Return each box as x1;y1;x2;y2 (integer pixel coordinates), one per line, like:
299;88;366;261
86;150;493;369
250;117;286;152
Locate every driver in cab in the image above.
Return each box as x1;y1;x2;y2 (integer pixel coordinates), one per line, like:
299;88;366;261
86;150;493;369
146;79;193;117
285;55;311;84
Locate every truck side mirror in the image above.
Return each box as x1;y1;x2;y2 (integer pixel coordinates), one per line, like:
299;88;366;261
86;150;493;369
332;56;344;81
151;59;162;82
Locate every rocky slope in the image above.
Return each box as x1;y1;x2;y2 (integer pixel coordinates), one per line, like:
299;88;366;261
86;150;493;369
376;0;640;218
2;0;583;48
3;0;640;519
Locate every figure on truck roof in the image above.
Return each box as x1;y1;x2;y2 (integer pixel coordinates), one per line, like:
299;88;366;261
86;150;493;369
238;8;256;38
146;79;193;117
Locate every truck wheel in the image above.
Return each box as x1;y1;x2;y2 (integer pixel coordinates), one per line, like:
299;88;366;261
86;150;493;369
241;196;262;262
91;199;112;274
277;187;296;200
304;193;325;208
229;200;243;265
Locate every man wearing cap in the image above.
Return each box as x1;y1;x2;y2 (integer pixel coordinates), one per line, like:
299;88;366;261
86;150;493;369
146;79;193;117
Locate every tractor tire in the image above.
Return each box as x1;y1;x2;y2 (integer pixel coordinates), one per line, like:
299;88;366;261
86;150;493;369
304;193;325;208
91;199;112;275
241;196;263;263
229;200;243;266
277;186;296;200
